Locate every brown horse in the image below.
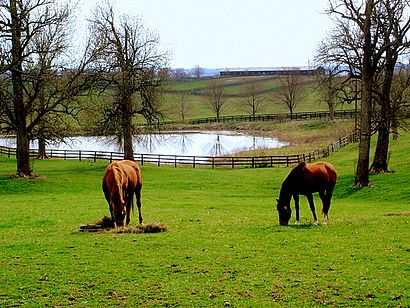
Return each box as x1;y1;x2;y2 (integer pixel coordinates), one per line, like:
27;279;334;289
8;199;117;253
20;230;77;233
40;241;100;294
102;160;143;227
276;161;337;225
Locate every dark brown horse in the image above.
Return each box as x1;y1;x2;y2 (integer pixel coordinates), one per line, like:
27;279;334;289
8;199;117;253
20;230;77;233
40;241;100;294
276;161;337;225
102;160;143;227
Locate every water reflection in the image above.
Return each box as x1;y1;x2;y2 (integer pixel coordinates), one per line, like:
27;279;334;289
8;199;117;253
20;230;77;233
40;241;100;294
0;131;287;156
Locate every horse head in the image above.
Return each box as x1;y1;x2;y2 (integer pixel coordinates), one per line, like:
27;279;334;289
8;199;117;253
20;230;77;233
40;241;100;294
276;198;291;225
110;195;126;227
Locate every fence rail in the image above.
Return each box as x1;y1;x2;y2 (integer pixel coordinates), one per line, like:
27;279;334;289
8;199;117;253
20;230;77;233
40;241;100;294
0;133;358;168
144;109;359;127
187;109;358;125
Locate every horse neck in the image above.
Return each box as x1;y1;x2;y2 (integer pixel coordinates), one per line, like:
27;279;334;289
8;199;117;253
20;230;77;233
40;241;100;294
279;182;292;203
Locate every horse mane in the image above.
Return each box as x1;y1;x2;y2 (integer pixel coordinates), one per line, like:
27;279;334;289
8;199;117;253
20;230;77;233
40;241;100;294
284;162;306;184
279;162;306;198
110;163;125;205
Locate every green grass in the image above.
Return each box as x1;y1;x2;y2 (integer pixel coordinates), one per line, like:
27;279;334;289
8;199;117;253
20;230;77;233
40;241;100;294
0;132;409;306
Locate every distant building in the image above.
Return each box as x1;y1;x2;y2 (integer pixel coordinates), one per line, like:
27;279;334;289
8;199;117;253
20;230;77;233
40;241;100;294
219;67;324;77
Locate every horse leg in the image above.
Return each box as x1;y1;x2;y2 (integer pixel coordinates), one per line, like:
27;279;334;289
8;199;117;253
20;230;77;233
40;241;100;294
306;194;318;224
293;194;300;224
104;189;115;226
136;183;143;224
126;196;132;226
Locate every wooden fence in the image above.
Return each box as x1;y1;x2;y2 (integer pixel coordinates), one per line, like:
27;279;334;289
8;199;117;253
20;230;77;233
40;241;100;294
0;133;358;168
187;109;358;125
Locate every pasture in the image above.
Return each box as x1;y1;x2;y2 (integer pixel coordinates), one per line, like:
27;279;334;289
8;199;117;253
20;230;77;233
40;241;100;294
156;76;329;122
0;132;409;306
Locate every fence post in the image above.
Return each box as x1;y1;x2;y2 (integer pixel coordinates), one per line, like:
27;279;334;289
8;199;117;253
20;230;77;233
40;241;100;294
158;155;160;167
212;157;215;169
174;156;177;168
79;150;82;161
193;156;195;168
64;150;67;160
286;156;289;167
232;157;235;168
94;151;97;162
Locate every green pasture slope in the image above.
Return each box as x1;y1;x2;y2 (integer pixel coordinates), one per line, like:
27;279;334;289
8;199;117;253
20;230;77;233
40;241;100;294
0;135;409;306
163;76;329;120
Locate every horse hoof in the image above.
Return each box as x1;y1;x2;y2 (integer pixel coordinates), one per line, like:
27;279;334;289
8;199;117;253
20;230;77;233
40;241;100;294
294;221;300;225
314;220;319;225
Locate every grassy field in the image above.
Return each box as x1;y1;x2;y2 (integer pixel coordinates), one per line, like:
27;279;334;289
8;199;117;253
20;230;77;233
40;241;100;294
0;131;409;306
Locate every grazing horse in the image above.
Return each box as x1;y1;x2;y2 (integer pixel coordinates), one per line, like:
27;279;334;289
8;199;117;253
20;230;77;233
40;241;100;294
102;160;143;227
276;161;337;225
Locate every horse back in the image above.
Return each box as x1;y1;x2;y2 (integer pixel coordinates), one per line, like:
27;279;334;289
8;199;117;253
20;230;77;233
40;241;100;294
285;161;336;195
304;161;337;189
119;160;142;190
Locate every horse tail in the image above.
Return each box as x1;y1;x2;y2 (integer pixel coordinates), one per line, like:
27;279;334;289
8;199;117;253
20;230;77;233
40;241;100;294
322;163;337;216
133;163;143;214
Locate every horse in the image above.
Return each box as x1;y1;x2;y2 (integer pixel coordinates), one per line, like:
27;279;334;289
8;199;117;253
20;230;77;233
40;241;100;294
102;160;143;227
276;161;337;226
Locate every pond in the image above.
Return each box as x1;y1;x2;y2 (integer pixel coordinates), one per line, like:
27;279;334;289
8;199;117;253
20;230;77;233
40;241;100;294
0;131;287;157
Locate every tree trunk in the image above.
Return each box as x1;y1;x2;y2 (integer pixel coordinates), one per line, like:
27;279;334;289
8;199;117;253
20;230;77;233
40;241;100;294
37;137;49;159
16;122;32;176
370;126;389;173
11;0;32;176
355;0;374;187
121;97;134;161
370;49;396;173
329;102;335;121
392;122;399;140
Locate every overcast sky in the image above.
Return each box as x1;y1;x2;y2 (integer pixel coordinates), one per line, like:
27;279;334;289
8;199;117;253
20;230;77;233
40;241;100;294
78;0;333;69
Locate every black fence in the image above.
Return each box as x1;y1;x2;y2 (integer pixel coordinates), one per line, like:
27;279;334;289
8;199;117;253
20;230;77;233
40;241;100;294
188;110;358;125
0;133;358;169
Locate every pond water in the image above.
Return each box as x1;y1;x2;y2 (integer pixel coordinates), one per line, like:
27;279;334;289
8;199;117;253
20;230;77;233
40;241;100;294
0;131;287;157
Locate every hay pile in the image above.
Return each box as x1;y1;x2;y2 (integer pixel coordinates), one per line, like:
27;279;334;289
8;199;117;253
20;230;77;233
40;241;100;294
80;216;168;234
108;222;168;234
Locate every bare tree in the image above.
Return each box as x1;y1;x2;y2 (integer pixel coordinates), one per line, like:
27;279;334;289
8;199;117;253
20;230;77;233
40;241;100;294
316;0;410;186
369;0;410;173
191;65;205;78
315;69;344;120
172;68;189;80
240;78;265;116
390;64;410;139
205;79;227;119
175;92;193;122
275;72;305;118
0;0;94;176
89;2;169;160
